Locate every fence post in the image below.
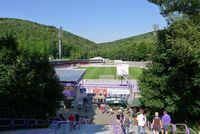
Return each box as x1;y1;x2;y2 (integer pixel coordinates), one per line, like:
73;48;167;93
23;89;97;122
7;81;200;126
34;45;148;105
11;119;14;130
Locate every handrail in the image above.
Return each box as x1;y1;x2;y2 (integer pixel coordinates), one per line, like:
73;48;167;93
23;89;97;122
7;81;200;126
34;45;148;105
50;120;84;133
188;128;197;134
27;119;37;127
146;121;198;134
0;118;12;128
13;118;26;128
175;123;188;133
0;118;50;130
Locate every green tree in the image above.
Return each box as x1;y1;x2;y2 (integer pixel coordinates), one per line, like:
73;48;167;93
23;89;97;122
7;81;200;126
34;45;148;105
148;0;200;17
135;42;148;61
140;1;200;124
148;0;200;25
0;35;63;118
13;52;64;118
0;35;19;117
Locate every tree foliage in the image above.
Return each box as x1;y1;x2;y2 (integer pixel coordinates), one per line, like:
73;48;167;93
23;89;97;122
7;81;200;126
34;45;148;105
98;32;155;61
0;35;63;119
140;0;200;124
0;18;97;59
148;0;200;18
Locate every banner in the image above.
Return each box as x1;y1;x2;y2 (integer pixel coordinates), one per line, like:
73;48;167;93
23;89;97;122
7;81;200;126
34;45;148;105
93;88;107;95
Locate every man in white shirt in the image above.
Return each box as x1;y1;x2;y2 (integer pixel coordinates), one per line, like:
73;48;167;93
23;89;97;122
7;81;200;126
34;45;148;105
137;109;146;134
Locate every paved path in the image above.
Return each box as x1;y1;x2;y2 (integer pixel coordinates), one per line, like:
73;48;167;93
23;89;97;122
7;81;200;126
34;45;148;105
69;124;114;134
0;128;51;134
0;125;114;134
1;96;152;134
0;125;151;134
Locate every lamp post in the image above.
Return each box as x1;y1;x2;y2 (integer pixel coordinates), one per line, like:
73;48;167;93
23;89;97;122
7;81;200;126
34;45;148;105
58;27;62;59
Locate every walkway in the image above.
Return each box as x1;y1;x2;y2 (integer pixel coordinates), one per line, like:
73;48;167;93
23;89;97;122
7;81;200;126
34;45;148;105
0;128;51;134
69;124;114;134
1;96;152;134
0;125;149;134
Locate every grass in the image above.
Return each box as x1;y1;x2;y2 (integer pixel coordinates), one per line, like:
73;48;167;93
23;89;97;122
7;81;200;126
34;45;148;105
129;67;143;80
80;67;143;80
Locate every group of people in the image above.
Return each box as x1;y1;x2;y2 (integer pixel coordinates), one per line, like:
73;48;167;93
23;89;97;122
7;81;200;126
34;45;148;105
151;111;171;134
115;112;132;134
54;112;90;131
114;108;172;134
99;104;114;114
67;113;89;125
77;97;88;112
137;109;171;134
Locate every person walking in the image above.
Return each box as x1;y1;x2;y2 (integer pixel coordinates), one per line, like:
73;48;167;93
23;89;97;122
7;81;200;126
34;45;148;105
123;113;131;134
75;113;80;129
120;113;126;133
161;111;171;134
137;109;146;134
152;112;162;134
116;114;124;133
100;104;104;114
68;113;75;131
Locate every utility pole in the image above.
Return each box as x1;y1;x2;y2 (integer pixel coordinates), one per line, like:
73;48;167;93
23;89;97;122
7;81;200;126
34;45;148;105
58;27;63;59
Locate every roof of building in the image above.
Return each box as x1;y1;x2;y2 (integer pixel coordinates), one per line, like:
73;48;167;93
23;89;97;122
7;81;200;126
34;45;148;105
89;57;104;60
55;68;86;83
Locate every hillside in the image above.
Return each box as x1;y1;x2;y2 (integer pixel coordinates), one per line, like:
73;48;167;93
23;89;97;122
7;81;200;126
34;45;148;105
0;18;97;59
0;18;155;61
97;32;155;61
99;32;154;46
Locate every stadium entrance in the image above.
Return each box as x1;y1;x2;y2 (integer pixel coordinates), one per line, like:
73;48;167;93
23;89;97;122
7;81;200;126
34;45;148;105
79;79;133;108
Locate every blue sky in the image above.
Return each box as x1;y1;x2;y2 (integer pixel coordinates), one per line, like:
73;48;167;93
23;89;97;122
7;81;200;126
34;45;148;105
0;0;166;43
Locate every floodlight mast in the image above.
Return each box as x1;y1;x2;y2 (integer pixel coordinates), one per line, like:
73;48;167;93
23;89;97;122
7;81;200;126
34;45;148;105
153;24;159;35
58;27;63;59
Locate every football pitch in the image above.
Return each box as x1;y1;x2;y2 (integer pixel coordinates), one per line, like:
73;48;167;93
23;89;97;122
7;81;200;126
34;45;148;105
80;67;143;80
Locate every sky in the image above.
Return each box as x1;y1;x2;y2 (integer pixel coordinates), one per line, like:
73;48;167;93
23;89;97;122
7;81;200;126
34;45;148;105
0;0;167;43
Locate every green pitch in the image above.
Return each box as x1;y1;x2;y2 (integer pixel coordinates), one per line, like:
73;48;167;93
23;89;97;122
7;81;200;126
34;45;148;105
80;67;143;80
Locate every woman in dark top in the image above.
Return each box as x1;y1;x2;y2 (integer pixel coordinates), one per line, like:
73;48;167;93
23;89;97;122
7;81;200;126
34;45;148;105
152;112;162;134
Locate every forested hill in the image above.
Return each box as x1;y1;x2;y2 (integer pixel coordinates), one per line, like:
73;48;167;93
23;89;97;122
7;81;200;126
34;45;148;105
0;18;155;61
0;18;97;59
97;32;155;61
99;32;154;46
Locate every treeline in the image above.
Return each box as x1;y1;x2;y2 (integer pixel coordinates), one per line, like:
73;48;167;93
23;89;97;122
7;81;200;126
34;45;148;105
98;32;155;61
0;35;63;119
140;0;200;130
0;18;155;61
0;18;97;59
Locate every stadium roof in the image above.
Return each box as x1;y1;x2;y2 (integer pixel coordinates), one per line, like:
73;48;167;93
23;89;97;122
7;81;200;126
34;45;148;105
55;68;86;83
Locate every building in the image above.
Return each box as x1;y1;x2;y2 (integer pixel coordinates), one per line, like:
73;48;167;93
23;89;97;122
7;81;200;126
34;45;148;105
55;68;86;108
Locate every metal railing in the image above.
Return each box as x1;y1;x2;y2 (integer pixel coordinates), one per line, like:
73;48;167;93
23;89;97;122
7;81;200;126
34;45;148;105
0;118;49;130
146;121;197;134
174;123;188;133
0;118;89;134
49;120;84;134
0;118;12;128
188;128;197;134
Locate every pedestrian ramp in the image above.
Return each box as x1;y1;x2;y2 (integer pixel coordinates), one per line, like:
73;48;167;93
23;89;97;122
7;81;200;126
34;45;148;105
69;124;114;134
0;128;51;134
0;124;115;134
